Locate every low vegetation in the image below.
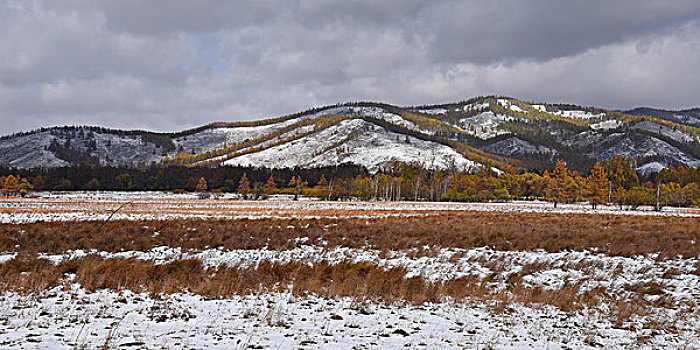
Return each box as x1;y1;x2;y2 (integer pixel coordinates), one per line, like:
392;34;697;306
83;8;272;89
1;254;691;328
2;211;697;258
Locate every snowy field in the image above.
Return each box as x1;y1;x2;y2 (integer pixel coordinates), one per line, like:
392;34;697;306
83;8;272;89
2;245;699;349
0;191;698;224
4;288;697;350
1;193;699;349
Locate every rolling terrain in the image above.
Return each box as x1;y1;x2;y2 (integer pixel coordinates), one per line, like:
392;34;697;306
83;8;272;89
1;97;699;173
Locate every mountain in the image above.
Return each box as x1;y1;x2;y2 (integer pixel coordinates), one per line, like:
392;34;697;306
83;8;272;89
1;97;699;173
624;107;700;128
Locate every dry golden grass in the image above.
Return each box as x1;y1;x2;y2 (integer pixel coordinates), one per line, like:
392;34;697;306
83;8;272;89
3;198;697;332
0;255;680;324
1;211;698;258
0;256;441;304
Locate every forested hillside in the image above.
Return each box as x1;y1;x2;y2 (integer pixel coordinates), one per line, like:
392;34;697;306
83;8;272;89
1;97;699;174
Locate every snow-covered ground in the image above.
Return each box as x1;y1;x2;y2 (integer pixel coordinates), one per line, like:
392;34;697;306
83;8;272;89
1;194;698;224
414;107;447;115
462;102;490;112
525;103;606;120
3;288;697;350
632;120;698;143
553;110;605;120
2;244;699;349
637;161;667;174
590;119;622;131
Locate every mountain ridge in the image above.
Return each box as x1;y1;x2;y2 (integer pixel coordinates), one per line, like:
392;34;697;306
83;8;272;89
623;107;700;128
1;96;699;173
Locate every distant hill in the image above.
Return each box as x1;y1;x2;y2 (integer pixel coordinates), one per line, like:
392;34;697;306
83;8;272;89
1;97;699;173
624;107;700;128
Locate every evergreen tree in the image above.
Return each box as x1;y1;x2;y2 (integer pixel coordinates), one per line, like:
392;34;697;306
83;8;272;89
587;162;608;209
548;160;572;208
605;155;639;190
238;172;251;199
56;178;72;191
264;176;276;197
85;178;101;191
115;173;131;190
2;175;19;196
195;177;209;199
289;175;305;200
18;177;32;197
32;175;46;190
318;174;328;188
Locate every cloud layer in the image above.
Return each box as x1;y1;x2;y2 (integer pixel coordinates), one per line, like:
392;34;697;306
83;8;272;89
1;0;699;134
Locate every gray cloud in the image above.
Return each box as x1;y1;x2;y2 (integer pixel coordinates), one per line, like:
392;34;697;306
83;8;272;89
0;0;699;135
422;0;700;63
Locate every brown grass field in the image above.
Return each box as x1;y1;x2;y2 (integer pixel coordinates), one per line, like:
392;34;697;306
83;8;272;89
1;211;697;258
1;195;700;347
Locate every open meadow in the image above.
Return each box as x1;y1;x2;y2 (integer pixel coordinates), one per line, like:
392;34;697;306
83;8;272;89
1;192;699;349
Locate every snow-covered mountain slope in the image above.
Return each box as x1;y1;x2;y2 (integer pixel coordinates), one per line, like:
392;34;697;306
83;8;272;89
223;119;478;172
625;107;700;127
481;137;555;157
458;111;512;139
1;97;699;172
0;128;165;168
173;118;307;155
0;130;68;168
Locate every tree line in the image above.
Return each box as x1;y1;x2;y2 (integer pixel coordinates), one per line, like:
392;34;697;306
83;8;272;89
1;156;699;208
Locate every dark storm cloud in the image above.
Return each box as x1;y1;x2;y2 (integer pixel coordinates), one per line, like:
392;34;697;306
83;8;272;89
422;0;700;63
0;0;699;135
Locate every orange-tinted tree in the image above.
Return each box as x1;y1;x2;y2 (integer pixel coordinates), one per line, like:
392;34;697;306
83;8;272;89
238;172;250;199
587;162;609;209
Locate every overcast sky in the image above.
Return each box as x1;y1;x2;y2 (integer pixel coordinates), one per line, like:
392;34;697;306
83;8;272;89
1;0;700;135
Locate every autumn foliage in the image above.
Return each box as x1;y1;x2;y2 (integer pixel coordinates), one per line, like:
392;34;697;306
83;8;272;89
0;175;32;197
2;155;700;207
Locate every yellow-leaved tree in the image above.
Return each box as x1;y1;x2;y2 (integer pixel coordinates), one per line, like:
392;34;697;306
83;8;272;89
587;162;609;209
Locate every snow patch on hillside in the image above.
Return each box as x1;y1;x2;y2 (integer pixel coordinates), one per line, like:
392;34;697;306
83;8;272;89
590;119;622;130
637;162;666;174
553;110;605;119
673;113;700;126
494;99;525;113
223;119;479;172
532;104;547;112
528;104;604;119
509;104;524;112
595;134;700;167
415;108;447;115
348;106;422;133
461;102;489;112
173;118;307;154
459;112;512;139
